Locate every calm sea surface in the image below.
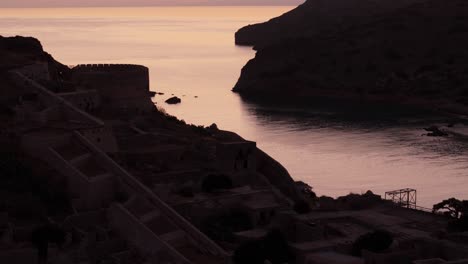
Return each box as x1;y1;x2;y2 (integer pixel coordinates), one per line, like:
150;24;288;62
2;6;468;207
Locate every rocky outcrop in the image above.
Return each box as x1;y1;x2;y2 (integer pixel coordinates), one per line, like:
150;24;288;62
233;0;468;112
256;149;301;202
165;96;182;104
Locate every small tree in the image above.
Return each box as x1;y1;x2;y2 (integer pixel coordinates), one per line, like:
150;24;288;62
433;198;468;232
352;230;393;256
433;198;468;218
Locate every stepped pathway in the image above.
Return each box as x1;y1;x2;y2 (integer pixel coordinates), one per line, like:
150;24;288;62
121;195;226;264
50;133;227;263
62;209;149;264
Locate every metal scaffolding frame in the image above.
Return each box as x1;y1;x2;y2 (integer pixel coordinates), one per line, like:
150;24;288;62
385;188;417;209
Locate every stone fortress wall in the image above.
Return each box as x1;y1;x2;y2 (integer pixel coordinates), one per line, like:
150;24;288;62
71;64;154;114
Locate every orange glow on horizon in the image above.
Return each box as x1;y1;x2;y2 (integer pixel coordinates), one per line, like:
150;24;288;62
0;6;294;19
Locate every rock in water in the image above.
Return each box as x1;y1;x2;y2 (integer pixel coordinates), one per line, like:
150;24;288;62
165;96;181;104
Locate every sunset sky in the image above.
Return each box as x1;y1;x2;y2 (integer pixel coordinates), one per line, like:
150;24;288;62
0;0;304;7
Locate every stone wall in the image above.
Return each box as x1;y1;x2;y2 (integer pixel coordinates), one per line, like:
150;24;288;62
71;64;154;114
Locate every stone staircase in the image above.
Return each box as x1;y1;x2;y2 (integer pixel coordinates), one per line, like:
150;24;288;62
45;133;227;263
49;136;115;211
62;209;149;264
116;195;225;264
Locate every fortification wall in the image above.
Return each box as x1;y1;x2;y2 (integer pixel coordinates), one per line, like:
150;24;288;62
73;64;147;71
71;64;154;113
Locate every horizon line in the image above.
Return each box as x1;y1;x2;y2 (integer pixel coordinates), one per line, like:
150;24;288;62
0;4;298;8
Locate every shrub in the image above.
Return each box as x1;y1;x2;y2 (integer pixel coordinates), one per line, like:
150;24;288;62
433;198;468;219
201;174;233;193
352;230;393;256
337;191;382;210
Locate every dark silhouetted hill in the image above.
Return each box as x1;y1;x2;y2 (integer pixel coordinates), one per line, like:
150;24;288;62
233;0;468;114
235;0;421;47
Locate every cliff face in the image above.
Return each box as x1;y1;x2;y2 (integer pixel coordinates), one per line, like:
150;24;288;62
233;0;468;111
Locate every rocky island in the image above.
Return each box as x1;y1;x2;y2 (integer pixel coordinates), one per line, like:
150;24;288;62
234;0;468;115
1;35;468;264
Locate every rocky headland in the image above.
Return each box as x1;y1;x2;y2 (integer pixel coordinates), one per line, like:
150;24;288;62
233;0;468;116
